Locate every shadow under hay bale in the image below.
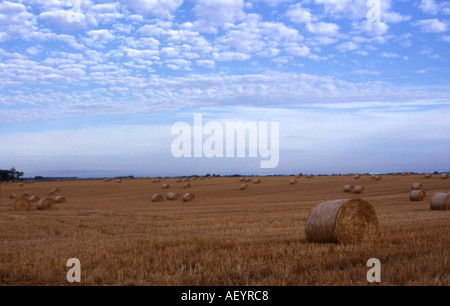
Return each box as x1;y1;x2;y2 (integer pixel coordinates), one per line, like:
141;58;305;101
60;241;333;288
430;193;450;211
15;198;31;211
305;198;379;245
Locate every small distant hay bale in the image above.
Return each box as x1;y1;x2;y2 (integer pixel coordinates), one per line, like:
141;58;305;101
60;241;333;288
184;178;190;182
305;174;313;178
392;173;398;176
441;173;449;179
240;177;245;182
353;186;365;194
29;195;40;203
253;179;261;184
22;191;30;198
18;183;24;187
240;183;249;190
305;198;379;245
410;190;426;201
162;183;170;189
183;193;195;202
15;198;31;211
430;193;450;211
151;194;164;202
184;183;191;188
425;173;432;179
402;172;407;176
374;175;382;181
343;184;354;193
167;192;180;201
9;194;17;200
289;179;297;185
354;174;361;179
244;178;251;182
176;178;182;183
55;196;66;203
116;179;122;183
36;198;54;210
411;183;423;190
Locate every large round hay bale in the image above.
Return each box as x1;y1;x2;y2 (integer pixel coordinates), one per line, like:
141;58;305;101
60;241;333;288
240;177;245;182
240;183;249;190
305;198;379;245
152;194;164;202
55;196;66;203
183;193;195;202
374;175;382;181
411;183;423;190
244;178;251;182
343;184;354;193
167;192;180;201
29;195;40;203
289;179;297;185
430;193;450;211
441;173;449;179
184;183;191;188
36;198;54;210
15;198;31;211
9;194;17;200
425;173;432;179
253;179;261;184
353;185;365;194
410;190;426;201
162;183;170;189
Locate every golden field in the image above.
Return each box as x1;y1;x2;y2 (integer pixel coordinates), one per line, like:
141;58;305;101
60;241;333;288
0;174;449;286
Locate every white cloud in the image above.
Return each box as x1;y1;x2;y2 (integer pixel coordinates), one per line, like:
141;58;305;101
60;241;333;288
336;41;358;52
414;19;448;33
381;52;399;58
419;0;439;15
306;22;339;35
286;3;316;24
354;20;389;36
192;0;246;32
196;59;215;68
88;29;115;42
39;9;87;30
0;1;36;41
120;0;184;19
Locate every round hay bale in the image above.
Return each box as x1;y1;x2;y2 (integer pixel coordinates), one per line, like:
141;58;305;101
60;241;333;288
176;178;182;183
36;198;54;210
29;195;40;203
430;193;450;211
55;196;66;203
392;173;398;176
374;175;382;181
343;184;354;193
305;174;313;178
14;198;31;211
22;191;30;198
183;193;195;202
354;174;360;179
253;179;261;184
162;183;170;189
441;173;449;179
184;178;190;182
410;190;426;201
9;194;17;200
18;183;24;187
152;194;164;202
353;185;365;194
240;177;245;182
305;198;379;245
289;179;297;185
240;183;249;190
244;178;251;182
167;192;180;201
184;183;191;188
411;183;423;190
116;179;122;183
425;173;432;179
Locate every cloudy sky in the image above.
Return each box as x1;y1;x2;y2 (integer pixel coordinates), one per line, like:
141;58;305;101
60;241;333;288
0;0;449;178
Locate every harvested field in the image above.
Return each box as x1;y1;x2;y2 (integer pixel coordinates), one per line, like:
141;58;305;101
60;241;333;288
0;175;449;286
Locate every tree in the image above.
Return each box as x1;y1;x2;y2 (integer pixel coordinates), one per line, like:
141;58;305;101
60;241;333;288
0;168;24;181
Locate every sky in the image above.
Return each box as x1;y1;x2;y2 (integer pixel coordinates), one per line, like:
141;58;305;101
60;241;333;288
0;0;449;178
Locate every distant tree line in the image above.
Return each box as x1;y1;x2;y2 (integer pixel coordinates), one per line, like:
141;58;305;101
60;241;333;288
0;167;24;181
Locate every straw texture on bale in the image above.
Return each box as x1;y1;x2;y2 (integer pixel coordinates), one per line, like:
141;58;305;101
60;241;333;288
411;183;423;190
305;198;379;245
289;179;297;185
343;184;354;193
430;193;450;211
151;194;164;202
29;195;40;203
167;192;180;201
55;196;66;203
410;190;426;201
183;193;195;202
15;198;31;211
442;173;449;179
36;198;54;210
240;184;249;190
353;186;365;194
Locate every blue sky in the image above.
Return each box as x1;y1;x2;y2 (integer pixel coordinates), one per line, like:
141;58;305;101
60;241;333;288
0;0;449;178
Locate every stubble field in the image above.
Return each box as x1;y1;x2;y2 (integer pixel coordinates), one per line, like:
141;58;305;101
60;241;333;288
0;174;449;286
